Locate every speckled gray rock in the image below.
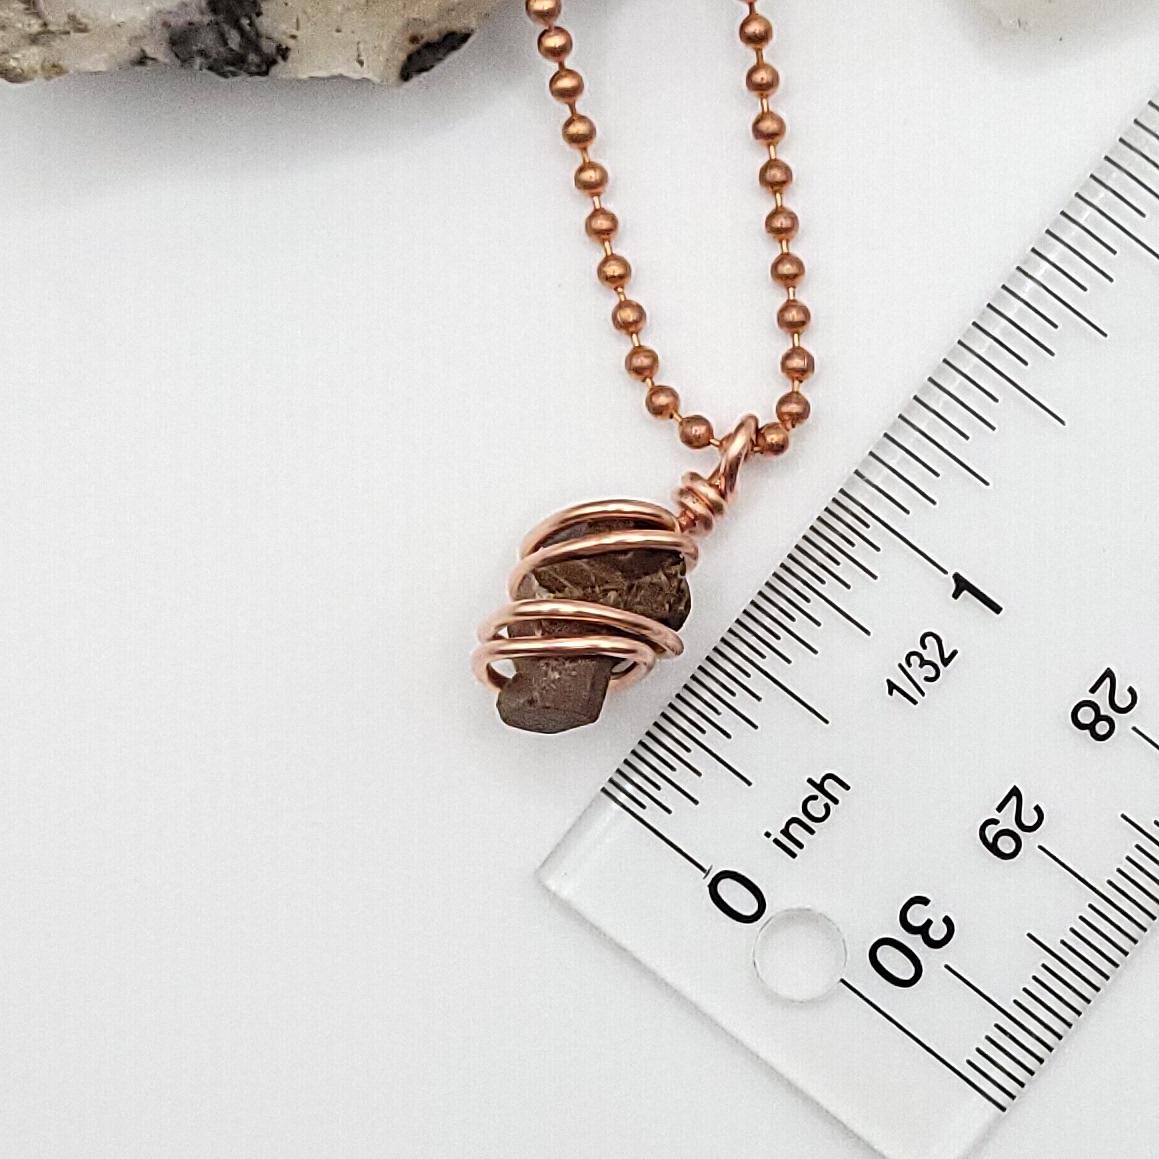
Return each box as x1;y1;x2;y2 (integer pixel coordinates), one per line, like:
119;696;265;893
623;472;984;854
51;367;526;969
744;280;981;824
0;0;501;82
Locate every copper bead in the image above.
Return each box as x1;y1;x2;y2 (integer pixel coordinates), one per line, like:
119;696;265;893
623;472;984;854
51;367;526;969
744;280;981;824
752;111;786;144
549;67;584;103
562;114;596;149
777;299;811;333
760;158;793;193
777;389;812;427
537;27;572;62
757;422;791;456
781;347;815;383
746;62;779;94
574;161;608;194
612;300;647;334
765;206;799;240
739;14;773;48
625;346;660;380
585;207;618;241
679;415;715;449
597;253;632;289
525;0;560;25
646;385;680;419
772;252;805;286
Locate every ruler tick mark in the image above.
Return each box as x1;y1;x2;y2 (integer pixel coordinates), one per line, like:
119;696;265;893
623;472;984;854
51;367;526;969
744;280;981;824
1030;244;1090;293
882;430;940;477
811;522;880;580
1103;156;1159;204
984;1036;1035;1079
703;652;762;700
606;777;649;814
768;574;824;628
896;417;991;488
1090;172;1146;218
1131;723;1159;754
1038;844;1149;934
1121;812;1159;851
1118;136;1159;178
1107;877;1158;922
854;468;911;515
839;979;1007;1113
827;500;882;552
1031;975;1083;1021
628;753;700;806
1039;961;1091;1007
1012;997;1063;1042
958;339;1067;426
985;302;1056;357
944;963;1054;1054
1027;932;1099;993
599;787;708;874
1043;228;1113;283
1017;266;1110;338
793;545;854;590
913;395;970;441
925;377;998;432
1116;865;1159;907
1059;207;1118;255
718;635;831;725
753;591;820;653
871;452;941;507
971;320;1032;368
1078;912;1128;959
635;737;676;773
967;1058;1017;1103
687;673;758;730
617;767;673;814
943;357;1001;403
1069;925;1121;973
1126;854;1159;889
801;530;843;568
838;487;949;576
995;1023;1047;1067
782;561;871;638
732;619;793;669
1059;933;1112;983
1022;982;1075;1028
657;711;752;786
1076;192;1159;264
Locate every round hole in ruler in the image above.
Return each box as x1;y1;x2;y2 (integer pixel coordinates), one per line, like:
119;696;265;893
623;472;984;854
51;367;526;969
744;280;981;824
753;908;846;1004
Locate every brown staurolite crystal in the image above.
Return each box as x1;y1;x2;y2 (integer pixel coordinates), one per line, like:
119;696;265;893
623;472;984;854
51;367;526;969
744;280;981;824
496;518;692;734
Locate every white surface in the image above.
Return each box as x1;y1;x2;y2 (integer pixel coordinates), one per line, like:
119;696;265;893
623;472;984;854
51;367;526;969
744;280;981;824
1;2;1159;1157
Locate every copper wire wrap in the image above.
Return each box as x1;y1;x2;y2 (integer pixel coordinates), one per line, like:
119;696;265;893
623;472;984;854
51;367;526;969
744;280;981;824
674;415;760;534
472;500;699;693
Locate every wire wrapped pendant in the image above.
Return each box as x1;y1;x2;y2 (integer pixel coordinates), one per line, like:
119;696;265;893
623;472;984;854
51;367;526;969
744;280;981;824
474;417;759;733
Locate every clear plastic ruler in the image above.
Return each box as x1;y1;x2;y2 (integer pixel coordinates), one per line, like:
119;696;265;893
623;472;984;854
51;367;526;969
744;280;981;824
541;90;1159;1159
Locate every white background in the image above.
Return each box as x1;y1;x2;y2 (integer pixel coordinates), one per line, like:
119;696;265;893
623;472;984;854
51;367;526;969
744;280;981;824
2;2;1159;1156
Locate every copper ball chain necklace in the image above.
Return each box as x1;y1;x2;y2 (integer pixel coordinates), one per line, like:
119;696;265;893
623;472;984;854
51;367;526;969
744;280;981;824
473;0;815;735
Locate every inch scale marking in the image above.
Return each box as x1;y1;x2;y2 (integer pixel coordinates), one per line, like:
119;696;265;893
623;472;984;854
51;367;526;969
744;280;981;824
541;93;1159;1159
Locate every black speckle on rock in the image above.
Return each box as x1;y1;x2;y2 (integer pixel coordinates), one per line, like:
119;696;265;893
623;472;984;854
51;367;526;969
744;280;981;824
167;0;289;78
399;29;471;82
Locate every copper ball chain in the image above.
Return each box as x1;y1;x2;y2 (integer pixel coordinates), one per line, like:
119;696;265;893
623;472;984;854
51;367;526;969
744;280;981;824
524;0;815;460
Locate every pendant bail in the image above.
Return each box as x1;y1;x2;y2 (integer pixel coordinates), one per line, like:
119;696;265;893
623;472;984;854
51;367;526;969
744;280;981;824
674;414;760;534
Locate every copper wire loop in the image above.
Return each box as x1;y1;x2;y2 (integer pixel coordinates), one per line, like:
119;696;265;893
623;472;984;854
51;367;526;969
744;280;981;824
473;499;698;693
675;415;760;534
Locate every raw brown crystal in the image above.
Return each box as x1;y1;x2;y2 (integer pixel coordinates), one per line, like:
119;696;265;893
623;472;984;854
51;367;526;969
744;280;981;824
496;518;691;735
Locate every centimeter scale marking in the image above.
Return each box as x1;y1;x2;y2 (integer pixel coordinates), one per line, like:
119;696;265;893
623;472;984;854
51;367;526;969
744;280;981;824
584;94;1159;1133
